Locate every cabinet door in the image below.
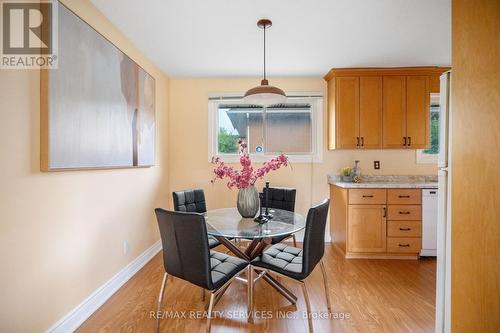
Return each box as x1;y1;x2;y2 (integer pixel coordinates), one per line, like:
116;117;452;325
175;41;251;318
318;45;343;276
383;76;406;148
335;77;359;149
359;76;382;148
429;75;440;94
406;76;430;148
348;205;386;252
327;78;336;150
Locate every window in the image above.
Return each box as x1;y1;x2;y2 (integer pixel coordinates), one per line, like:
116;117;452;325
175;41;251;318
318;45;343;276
416;93;440;163
209;96;323;163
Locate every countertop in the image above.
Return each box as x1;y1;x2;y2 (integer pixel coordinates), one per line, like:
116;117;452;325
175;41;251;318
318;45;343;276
328;175;438;189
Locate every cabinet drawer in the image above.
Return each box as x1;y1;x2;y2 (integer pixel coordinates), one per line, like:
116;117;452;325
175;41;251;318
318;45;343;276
387;237;422;253
387;221;422;237
349;189;386;204
387;205;422;220
387;189;421;204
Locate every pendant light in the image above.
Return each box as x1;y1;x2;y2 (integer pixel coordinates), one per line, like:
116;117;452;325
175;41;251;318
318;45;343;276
244;19;286;107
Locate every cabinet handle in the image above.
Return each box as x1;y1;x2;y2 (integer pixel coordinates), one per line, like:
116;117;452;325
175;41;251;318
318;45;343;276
361;137;364;146
403;137;407;146
356;137;360;147
408;137;412;146
383;207;387;218
362;195;374;198
399;227;411;231
399;211;411;215
398;244;411;247
398;195;410;198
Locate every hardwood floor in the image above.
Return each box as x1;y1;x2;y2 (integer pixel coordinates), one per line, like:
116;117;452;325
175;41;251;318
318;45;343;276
76;245;436;333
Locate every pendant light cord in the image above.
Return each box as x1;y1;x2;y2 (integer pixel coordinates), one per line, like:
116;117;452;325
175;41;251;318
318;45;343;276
263;25;266;80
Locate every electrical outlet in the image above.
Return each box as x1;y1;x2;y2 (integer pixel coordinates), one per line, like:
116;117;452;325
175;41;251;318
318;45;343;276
123;240;129;255
374;161;380;170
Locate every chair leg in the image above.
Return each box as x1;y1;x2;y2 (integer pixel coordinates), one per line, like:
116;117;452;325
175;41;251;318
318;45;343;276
301;282;314;333
156;272;168;333
247;266;254;323
292;234;297;247
320;260;332;313
206;292;215;333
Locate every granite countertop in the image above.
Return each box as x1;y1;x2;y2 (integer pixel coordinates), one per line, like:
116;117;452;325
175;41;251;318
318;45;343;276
328;175;438;189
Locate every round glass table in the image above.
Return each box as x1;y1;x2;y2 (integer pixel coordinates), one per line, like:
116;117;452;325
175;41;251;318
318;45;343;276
204;207;305;305
205;207;306;240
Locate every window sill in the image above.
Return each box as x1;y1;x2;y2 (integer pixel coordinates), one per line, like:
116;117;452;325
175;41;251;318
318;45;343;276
210;154;322;164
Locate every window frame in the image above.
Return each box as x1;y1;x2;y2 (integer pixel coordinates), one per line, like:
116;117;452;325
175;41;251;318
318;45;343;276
208;94;323;164
416;94;440;164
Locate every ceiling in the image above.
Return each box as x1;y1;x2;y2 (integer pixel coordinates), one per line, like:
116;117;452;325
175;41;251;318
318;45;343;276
90;0;451;78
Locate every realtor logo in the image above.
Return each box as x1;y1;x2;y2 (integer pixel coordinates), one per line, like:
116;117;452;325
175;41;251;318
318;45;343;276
1;0;58;68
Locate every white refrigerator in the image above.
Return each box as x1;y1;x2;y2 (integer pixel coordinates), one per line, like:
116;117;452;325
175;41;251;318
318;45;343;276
435;71;452;333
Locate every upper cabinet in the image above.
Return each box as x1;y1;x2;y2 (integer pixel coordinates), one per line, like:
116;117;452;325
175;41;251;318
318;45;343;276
360;76;383;148
325;67;450;150
406;76;430;148
335;77;359;149
382;76;406;148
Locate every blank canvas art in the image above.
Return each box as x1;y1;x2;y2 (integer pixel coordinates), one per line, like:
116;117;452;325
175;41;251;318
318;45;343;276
41;3;155;170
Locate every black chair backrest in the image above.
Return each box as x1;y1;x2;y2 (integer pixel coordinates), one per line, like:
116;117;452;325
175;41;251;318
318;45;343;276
261;187;296;212
301;199;330;277
154;208;213;290
172;189;207;213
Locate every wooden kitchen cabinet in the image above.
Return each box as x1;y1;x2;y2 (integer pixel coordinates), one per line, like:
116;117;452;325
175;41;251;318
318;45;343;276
335;77;359;149
324;67;449;150
383;75;430;148
406;76;430;148
334;76;382;149
359;76;383;148
330;185;424;259
348;205;387;253
383;76;407;148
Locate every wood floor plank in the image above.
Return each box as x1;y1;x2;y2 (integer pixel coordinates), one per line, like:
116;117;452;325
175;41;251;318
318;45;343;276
76;245;435;333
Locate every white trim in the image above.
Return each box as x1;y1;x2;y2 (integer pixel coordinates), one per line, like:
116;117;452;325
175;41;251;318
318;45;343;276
435;71;452;333
420;249;437;256
208;94;323;164
45;240;162;333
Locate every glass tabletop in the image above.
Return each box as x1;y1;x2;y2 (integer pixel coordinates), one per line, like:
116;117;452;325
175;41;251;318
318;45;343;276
204;208;306;239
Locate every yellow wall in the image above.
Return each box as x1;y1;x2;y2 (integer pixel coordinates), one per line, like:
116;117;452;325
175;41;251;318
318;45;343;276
0;1;169;332
451;0;500;331
169;78;437;225
0;2;443;331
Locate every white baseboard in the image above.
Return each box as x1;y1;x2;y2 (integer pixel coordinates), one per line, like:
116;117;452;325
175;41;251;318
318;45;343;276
45;240;162;333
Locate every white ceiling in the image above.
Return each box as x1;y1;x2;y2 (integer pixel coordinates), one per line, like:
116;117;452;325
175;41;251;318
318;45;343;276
90;0;451;78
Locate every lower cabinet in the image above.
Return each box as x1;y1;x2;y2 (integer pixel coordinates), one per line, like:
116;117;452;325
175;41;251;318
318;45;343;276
330;186;422;259
387;237;422;253
348;205;386;253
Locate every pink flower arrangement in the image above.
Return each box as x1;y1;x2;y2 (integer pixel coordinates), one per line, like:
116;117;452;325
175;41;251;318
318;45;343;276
211;139;289;189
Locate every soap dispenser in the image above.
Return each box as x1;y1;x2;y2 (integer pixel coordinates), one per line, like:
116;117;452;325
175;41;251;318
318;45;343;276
352;160;361;179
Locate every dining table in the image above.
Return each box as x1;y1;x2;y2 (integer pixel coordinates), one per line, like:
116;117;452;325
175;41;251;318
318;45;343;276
204;207;306;306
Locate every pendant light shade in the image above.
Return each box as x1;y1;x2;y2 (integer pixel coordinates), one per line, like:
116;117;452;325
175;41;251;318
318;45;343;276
243;19;286;107
244;79;287;106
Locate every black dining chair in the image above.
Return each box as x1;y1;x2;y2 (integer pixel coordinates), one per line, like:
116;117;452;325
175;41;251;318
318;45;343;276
154;209;250;333
260;187;298;246
249;199;332;332
172;189;220;249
